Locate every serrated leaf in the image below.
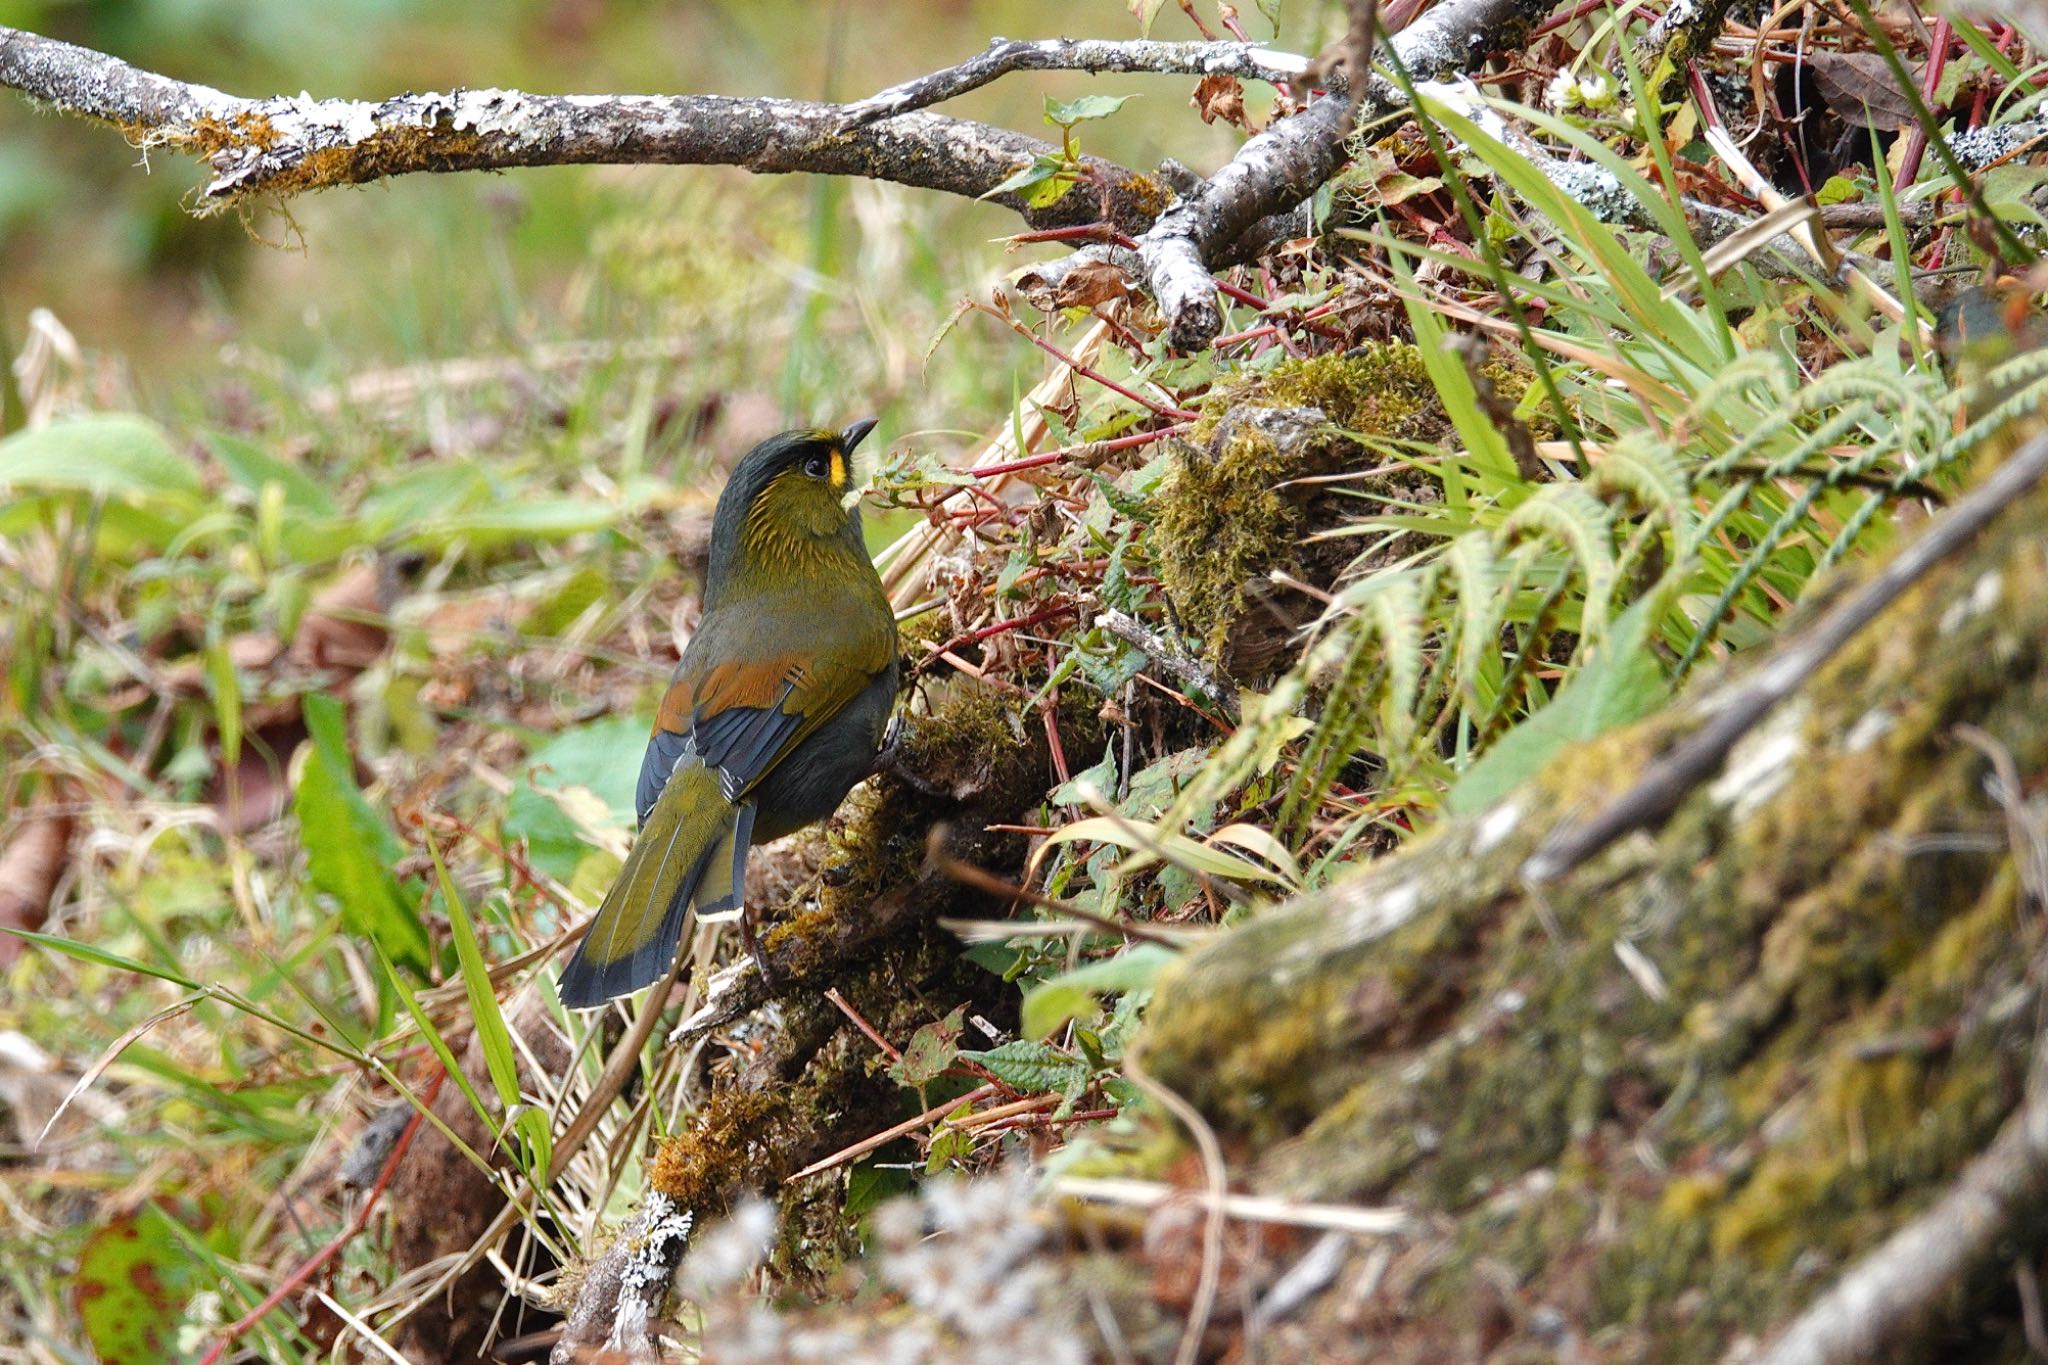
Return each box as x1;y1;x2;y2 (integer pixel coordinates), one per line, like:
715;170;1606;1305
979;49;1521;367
961;1038;1090;1093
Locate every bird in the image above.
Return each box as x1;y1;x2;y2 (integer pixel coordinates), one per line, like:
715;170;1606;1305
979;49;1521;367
556;419;900;1008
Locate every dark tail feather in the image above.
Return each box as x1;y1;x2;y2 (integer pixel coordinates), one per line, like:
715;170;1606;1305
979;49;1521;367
558;761;735;1009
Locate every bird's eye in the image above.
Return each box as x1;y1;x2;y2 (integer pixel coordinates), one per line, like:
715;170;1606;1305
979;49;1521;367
802;453;831;479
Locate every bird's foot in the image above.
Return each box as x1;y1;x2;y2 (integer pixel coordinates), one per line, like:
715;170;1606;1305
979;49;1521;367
868;715;952;797
739;903;778;986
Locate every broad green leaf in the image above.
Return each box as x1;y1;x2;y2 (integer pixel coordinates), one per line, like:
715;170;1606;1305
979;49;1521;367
71;1205;198;1364
1129;0;1171;35
1021;944;1175;1038
412;496;638;549
960;1039;1090;1094
1448;591;1671;813
205;430;334;514
981;154;1066;202
505;716;645;881
1044;94;1133;127
0;413;200;500
294;694;432;974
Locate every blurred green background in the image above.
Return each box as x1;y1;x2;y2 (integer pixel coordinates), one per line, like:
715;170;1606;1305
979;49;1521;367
0;0;1331;430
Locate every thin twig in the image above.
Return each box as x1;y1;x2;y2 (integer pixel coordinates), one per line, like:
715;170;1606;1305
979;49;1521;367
782;1083;1001;1184
197;1068;448;1365
838;37;1310;128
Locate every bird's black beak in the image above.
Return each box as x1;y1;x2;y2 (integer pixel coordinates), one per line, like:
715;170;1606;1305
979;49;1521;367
840;417;880;454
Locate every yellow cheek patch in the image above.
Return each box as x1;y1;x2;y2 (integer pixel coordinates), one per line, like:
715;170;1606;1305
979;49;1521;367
829;449;847;492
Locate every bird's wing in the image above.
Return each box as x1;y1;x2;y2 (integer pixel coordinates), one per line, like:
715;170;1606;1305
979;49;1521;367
680;645;891;801
643;601;892;806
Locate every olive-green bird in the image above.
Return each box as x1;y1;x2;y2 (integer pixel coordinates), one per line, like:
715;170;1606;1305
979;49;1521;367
557;420;899;1008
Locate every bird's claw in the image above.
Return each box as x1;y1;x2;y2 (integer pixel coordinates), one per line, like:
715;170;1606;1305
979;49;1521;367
739;904;778;986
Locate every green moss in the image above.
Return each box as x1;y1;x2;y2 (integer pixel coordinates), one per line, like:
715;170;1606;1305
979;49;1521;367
1138;473;2048;1355
1152;344;1442;656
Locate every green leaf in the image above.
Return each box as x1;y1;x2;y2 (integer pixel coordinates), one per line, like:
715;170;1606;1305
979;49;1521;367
0;413;200;500
1044;93;1134;127
294;693;432;974
981;154;1066;202
203;639;242;771
888;1005;965;1088
431;837;547;1172
960;1038;1090;1094
1021;944;1175;1038
505;716;645;881
71;1205;199;1364
1129;0;1171;35
1448;591;1671;814
205;430;334;514
1050;744;1118;807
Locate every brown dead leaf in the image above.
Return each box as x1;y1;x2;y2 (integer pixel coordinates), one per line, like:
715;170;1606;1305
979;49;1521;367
1192;74;1247;128
1809;50;1920;132
0;800;73;967
290;559;395;672
1016;258;1140;314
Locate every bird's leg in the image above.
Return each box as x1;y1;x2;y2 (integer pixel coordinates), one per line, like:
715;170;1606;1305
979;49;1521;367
865;714;908;779
739;901;777;985
867;714;951;797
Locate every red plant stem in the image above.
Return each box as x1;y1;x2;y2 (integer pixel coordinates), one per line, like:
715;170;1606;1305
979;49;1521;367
1211;324;1281;348
969;421;1191;478
1530;0;1615;36
1006;223;1139;248
975;1106;1121;1137
825;987;903;1063
1009;322;1199;421
1040;700;1071;785
925;603;1078;661
1894;18;1952;189
1216;279;1273;310
198;1068;448;1365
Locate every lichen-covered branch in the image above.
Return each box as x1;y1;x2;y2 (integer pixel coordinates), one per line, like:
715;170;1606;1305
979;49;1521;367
1036;0;1566;349
0;26;1170;230
837;35;1312;128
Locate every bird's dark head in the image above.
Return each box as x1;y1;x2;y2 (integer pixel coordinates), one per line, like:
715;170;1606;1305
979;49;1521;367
708;419;879;595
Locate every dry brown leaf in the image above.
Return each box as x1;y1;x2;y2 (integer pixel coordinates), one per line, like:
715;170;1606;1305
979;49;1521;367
1192;73;1247;128
1809;50;1920;132
1016;258;1140;313
0;802;73;967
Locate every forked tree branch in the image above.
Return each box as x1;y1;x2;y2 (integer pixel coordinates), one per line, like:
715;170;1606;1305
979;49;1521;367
0;2;1560;350
0;26;1175;231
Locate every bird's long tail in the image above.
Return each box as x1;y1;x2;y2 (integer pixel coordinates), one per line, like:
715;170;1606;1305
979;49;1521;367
557;759;754;1009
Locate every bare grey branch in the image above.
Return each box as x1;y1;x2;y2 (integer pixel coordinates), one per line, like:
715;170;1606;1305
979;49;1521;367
837;36;1312;129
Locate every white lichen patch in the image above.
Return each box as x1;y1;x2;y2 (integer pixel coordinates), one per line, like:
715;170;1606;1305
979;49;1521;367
1474;800;1523;854
1842;707;1896;755
1707;700;1808;818
1938;570;2004;635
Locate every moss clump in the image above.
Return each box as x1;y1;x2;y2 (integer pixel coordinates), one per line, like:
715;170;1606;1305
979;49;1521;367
1152;344;1443;662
